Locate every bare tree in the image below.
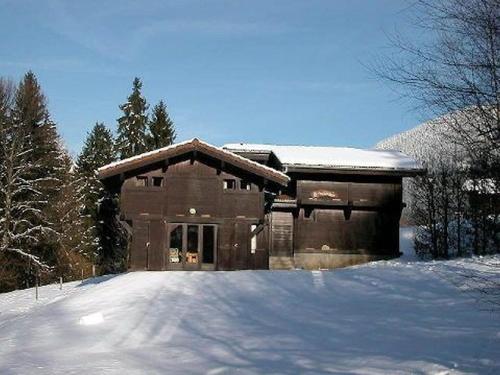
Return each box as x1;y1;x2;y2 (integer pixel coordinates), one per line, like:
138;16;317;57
375;0;500;308
378;0;499;163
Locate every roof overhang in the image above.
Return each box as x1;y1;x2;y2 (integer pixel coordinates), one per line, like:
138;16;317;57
284;164;426;177
97;138;290;186
223;143;426;177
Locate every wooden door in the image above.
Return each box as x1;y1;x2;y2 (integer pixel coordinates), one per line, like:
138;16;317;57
148;220;164;270
232;222;249;269
271;211;294;257
131;220;149;270
249;224;269;269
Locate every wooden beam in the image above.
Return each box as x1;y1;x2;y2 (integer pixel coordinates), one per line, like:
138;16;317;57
217;160;225;175
343;201;353;220
258;177;267;192
162;158;169;173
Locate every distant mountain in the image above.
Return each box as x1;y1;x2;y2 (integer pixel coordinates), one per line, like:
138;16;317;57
375;113;467;224
375;113;465;168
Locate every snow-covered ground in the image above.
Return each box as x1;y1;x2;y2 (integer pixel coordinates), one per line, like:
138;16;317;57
0;229;499;374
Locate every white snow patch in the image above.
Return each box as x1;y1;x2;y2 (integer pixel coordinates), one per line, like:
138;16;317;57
0;230;498;374
79;312;104;326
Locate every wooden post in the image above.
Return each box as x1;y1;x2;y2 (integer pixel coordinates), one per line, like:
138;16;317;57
81;269;84;283
59;276;63;290
92;265;96;277
35;278;38;301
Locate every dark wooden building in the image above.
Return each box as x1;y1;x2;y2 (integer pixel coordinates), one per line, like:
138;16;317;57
98;138;424;271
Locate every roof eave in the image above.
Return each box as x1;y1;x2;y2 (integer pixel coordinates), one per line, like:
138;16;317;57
284;164;426;177
97;139;290;186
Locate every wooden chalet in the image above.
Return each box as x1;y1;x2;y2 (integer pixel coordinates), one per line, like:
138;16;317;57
98;138;424;271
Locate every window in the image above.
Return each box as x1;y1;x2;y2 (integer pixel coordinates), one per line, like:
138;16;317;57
169;225;183;263
202;226;215;263
152;176;164;187
136;176;148;187
240;180;251;191
223;179;236;190
186;225;199;264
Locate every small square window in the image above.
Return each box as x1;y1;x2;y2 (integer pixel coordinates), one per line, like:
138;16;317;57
152;177;164;187
240;180;251;191
136;176;148;187
223;179;236;190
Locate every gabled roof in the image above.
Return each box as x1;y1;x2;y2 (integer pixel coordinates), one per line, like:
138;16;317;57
223;143;425;175
97;138;290;186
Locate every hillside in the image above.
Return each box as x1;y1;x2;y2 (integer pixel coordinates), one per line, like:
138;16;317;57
0;229;499;374
375;113;465;166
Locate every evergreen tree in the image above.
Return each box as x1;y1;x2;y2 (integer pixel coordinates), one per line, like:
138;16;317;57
147;100;176;150
12;71;67;269
97;188;128;273
76;122;116;220
0;77;53;291
12;71;47;139
116;77;149;159
51;151;93;280
75;123;124;273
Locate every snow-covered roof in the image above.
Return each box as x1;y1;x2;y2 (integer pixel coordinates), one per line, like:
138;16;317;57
224;143;424;173
98;138;290;185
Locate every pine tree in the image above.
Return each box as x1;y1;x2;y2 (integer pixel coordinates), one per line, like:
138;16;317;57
51;151;93;280
12;71;67;269
76;122;116;221
75;123;123;273
116;77;149;159
147;100;176;150
0;78;52;285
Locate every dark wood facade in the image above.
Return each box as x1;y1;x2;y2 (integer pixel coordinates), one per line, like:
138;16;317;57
99;139;422;271
227;147;420;269
99;139;288;271
267;173;404;268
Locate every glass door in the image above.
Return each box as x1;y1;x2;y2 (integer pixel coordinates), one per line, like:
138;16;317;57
166;223;217;270
167;224;184;270
185;225;200;270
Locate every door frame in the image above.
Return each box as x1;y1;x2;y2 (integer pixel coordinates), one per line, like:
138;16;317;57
165;222;218;270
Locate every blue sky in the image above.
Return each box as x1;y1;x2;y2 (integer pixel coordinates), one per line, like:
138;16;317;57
0;0;427;156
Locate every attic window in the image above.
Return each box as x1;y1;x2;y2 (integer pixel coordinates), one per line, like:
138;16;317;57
136;176;148;187
240;180;251;191
152;177;164;187
223;179;236;190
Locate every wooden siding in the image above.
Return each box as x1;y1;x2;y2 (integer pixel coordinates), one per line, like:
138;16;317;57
119;152;269;271
295;209;399;254
106;149;407;271
297;180;400;208
270;211;294;257
269;175;404;269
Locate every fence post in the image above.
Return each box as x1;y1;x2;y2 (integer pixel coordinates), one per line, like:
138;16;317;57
81;269;84;283
92;265;96;278
35;277;38;301
59;276;63;290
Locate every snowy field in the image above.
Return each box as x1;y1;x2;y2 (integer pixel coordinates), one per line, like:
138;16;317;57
0;229;499;375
